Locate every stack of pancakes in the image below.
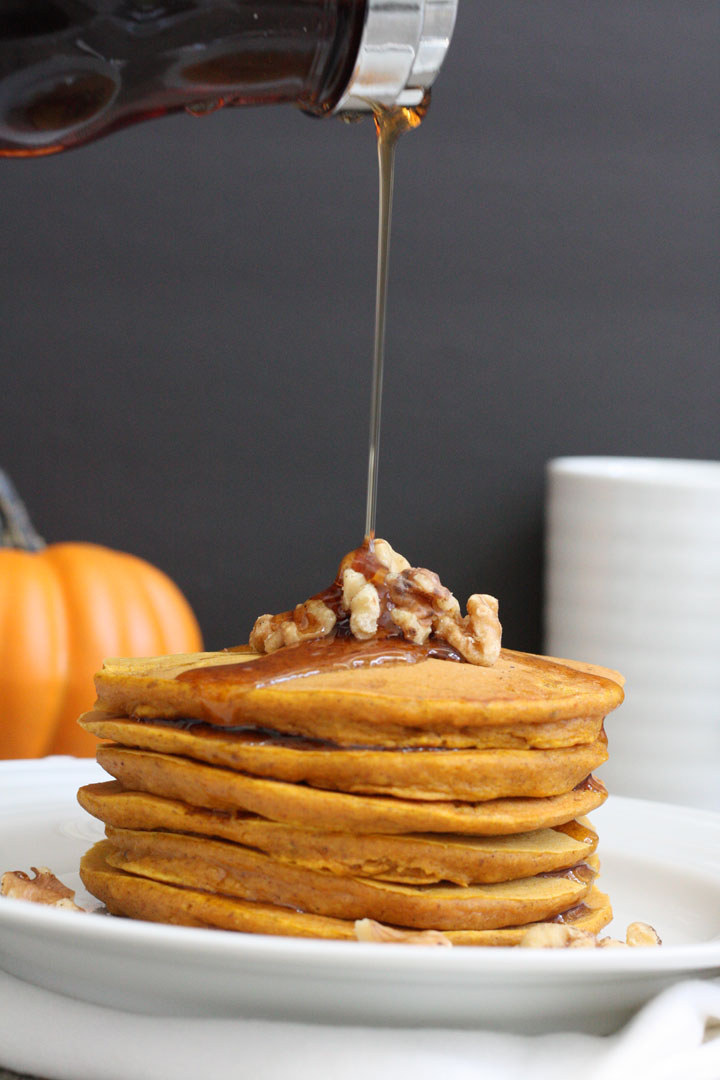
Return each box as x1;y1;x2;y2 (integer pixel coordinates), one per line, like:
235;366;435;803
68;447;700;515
77;647;623;944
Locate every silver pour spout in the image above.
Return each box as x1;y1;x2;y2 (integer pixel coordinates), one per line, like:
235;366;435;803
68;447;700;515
334;0;460;112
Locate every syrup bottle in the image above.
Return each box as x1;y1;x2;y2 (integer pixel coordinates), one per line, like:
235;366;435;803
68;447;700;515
0;0;458;157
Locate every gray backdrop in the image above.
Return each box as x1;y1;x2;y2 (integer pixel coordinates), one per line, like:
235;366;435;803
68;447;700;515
1;1;717;651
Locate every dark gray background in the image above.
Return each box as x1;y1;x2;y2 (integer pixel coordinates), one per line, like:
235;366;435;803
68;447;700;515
1;1;717;652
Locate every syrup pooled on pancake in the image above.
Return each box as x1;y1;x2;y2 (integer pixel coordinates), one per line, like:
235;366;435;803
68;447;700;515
182;634;462;693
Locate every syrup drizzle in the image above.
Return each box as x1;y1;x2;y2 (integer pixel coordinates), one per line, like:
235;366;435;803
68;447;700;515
365;99;428;537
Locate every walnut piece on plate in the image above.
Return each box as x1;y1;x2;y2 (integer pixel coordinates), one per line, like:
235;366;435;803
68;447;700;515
354;918;452;947
1;867;86;912
519;921;661;949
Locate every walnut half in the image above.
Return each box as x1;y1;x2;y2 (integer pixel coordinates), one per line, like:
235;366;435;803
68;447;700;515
625;921;662;947
1;867;86;912
354;918;452;947
249;598;337;653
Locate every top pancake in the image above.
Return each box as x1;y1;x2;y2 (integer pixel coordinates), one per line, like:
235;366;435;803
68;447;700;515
93;647;624;748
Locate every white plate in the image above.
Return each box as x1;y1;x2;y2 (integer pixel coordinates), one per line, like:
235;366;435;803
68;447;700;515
0;757;719;1035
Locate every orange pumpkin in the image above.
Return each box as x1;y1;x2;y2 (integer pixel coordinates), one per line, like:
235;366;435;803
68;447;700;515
0;470;203;759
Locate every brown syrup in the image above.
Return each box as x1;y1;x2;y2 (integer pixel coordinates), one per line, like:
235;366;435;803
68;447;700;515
552;902;591;925
553;819;598;845
365;100;428;536
137;715;342;750
140;714;486;755
540;863;596;886
179;632;460;693
575;775;607;795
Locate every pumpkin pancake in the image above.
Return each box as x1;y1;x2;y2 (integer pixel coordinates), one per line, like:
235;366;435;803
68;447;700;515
77;782;599;885
79;713;608;800
95;745;607;835
93;648;623;748
86;706;605;753
103;826;598;930
80;841;612;943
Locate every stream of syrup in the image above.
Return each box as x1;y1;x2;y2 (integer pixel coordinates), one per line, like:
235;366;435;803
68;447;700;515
364;99;428;537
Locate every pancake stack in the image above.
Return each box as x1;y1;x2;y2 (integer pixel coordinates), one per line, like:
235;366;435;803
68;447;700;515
77;642;623;944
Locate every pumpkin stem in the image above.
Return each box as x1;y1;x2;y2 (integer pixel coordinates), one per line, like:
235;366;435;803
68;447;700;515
0;470;46;551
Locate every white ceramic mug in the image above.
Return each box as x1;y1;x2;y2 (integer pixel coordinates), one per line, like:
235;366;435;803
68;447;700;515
544;457;720;810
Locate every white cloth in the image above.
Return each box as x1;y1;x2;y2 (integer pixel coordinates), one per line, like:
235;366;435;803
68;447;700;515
0;971;719;1080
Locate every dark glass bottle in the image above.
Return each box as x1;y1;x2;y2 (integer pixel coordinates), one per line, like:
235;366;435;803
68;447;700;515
0;0;458;157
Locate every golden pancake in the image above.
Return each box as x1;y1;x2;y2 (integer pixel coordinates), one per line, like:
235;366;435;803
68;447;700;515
103;826;598;930
93;648;623;748
95;745;607;835
79;713;608;800
80;841;613;944
78;782;598;885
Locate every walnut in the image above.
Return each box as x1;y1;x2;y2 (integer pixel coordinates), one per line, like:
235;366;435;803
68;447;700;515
1;867;85;912
301;599;337;638
391;567;460;617
466;593;502;664
342;568;367;607
249;598;336;653
386;567;500;665
390;605;432;645
248;613;279;652
518;924;598;948
520;920;662;949
625;921;662;946
373;539;411;575
434;591;463;617
349;581;381;640
354;918;452;947
436;609;498;665
386;567;463;648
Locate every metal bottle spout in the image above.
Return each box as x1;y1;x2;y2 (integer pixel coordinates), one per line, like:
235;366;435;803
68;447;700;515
334;0;460;113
